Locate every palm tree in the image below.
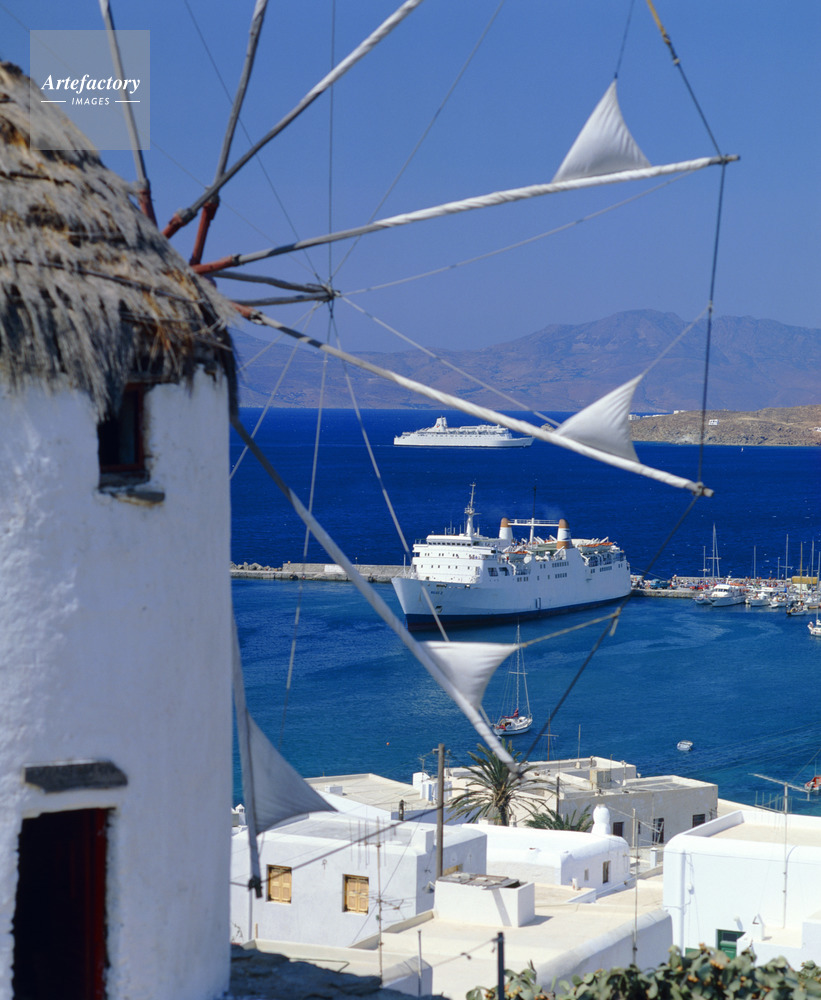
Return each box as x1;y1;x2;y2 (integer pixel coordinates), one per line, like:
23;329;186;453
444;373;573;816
525;807;592;832
448;741;547;826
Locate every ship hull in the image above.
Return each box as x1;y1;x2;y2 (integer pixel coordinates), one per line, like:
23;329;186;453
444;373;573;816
393;573;630;631
394;437;532;448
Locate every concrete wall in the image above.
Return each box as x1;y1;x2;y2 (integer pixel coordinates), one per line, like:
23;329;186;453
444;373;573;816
435;878;536;927
0;375;232;1000
562;782;717;849
535;910;672;986
664;810;821;964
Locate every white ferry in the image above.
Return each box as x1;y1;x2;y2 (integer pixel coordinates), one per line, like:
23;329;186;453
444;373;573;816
392;488;631;630
394;416;533;448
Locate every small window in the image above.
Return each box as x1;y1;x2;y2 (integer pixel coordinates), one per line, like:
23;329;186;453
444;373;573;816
602;860;610;884
266;865;292;904
652;818;665;844
692;814;706;827
343;874;369;913
98;384;147;478
612;821;624;839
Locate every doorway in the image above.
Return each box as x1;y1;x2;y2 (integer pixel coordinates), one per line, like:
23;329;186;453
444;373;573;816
13;808;109;999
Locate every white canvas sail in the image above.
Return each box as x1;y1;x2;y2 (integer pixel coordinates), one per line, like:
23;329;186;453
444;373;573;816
420;641;517;711
552;81;650;183
244;712;335;831
553;374;642;461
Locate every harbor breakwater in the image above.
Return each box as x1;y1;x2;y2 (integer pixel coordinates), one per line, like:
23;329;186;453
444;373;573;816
230;562;777;597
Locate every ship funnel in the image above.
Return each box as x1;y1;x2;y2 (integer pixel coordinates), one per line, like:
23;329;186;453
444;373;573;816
499;517;513;543
556;518;573;549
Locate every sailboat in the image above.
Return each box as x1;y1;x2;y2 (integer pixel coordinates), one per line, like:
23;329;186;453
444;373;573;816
491;628;533;737
693;525;721;604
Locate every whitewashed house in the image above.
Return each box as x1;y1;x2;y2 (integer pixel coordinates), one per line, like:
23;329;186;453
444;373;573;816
483;805;631;893
663;807;821;965
489;757;718;851
231;801;486;948
0;62;236;1000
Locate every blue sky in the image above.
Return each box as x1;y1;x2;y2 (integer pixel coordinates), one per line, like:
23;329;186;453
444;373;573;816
3;1;820;353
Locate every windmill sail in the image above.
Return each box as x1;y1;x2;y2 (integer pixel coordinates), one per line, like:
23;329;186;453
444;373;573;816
553;374;642;462
552;81;650;183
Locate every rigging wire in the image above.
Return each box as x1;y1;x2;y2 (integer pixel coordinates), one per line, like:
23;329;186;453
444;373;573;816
343;172;693;298
697;163;727;484
644;0;722;156
614;0;637;79
278;335;332;747
182;0;322;280
333;0;508;279
522;493;700;763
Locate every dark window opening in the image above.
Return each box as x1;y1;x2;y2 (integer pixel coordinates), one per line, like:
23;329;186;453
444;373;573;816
98;384;147;481
692;813;706;827
13;808;109;1000
652;817;665;844
612;821;624;839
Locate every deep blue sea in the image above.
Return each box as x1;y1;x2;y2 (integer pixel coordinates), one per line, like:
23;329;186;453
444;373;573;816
230;408;821;814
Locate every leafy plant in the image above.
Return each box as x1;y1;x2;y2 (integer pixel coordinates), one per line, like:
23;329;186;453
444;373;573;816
449;742;547;826
467;964;550;1000
526;807;592;832
466;947;821;1000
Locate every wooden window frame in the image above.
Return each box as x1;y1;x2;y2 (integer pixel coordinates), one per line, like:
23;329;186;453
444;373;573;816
343;874;369;914
266;865;292;904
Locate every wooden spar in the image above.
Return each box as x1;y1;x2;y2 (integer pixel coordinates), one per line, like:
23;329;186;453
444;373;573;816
195;154;738;275
163;0;426;239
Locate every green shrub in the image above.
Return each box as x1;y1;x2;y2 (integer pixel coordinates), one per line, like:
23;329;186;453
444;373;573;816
467;947;821;1000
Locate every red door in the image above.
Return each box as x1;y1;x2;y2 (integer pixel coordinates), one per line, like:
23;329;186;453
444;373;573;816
13;808;108;999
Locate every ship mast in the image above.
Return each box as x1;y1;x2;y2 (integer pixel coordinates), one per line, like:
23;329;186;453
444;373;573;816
465;483;477;538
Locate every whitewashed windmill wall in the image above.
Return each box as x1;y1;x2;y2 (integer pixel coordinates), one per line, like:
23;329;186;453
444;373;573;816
0;376;233;1000
0;61;236;1000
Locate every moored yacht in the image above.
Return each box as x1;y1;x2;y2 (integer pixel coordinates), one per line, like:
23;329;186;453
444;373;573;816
707;582;747;606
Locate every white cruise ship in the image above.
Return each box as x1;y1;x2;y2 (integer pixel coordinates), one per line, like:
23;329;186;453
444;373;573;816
392;489;631;630
394;416;533;448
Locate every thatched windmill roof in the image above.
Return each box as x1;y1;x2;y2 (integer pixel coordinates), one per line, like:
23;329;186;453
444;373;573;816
0;61;237;417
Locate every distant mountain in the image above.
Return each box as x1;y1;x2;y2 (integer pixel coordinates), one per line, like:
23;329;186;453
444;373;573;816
232;310;820;411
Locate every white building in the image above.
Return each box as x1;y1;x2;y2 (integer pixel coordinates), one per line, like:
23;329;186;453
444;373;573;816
0;64;236;1000
233;774;672;997
470;756;718;852
664;807;821;966
231;792;486;949
483;821;630;893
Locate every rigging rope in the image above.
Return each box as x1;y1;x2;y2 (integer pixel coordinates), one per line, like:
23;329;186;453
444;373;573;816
644;0;722;156
523;492;700;762
697;162;728;484
333;0;508;279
